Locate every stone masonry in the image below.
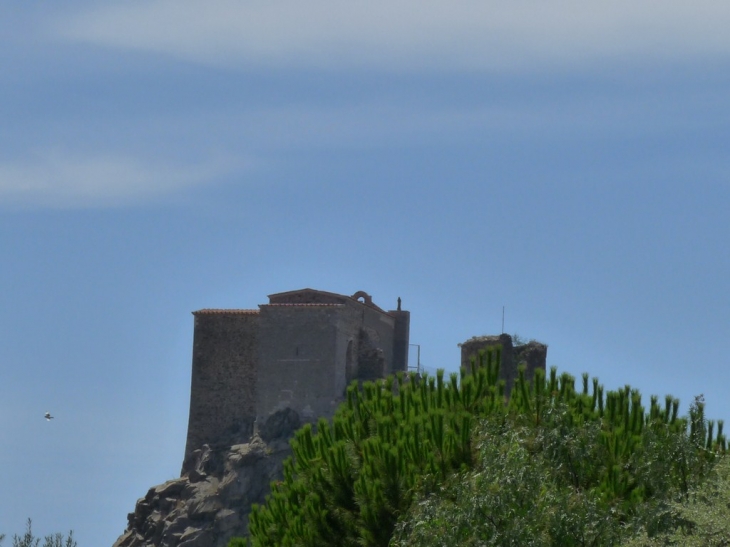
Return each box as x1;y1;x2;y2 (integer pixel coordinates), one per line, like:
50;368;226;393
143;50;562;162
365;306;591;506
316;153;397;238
114;289;410;547
460;333;548;391
183;288;410;470
112;290;549;547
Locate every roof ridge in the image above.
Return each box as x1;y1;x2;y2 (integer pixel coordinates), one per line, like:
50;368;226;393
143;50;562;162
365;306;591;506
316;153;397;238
192;309;260;315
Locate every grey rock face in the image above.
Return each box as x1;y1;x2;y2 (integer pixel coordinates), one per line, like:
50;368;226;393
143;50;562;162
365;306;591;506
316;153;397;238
112;435;292;547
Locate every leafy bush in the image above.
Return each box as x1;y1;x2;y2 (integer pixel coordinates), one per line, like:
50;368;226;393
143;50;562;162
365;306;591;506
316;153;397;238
392;418;623;546
0;520;76;547
622;454;730;546
392;400;720;547
235;347;725;547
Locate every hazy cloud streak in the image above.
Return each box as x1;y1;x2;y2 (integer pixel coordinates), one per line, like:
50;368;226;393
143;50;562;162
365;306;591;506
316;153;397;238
0;151;238;208
57;0;730;70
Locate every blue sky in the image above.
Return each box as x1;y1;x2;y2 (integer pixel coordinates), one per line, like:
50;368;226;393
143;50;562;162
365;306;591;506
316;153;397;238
1;1;729;544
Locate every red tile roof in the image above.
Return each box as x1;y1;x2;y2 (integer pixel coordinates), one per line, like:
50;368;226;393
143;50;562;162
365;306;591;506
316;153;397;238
263;303;345;307
192;309;260;315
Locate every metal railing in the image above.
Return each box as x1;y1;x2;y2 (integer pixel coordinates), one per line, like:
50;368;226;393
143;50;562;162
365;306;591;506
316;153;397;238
408;343;421;373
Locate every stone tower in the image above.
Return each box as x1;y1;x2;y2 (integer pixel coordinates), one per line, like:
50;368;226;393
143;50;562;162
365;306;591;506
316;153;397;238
460;334;547;392
183;289;409;466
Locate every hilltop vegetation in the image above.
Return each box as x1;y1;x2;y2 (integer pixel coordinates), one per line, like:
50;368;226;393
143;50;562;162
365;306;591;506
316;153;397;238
0;519;76;547
232;347;727;547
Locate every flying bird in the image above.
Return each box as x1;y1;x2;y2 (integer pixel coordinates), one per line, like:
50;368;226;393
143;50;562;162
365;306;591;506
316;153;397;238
44;412;54;421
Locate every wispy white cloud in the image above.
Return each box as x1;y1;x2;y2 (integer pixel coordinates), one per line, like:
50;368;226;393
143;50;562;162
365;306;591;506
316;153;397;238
0;151;239;208
57;0;730;70
176;88;716;153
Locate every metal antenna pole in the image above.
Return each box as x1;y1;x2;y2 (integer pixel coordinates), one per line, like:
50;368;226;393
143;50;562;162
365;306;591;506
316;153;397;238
409;344;421;373
502;306;505;334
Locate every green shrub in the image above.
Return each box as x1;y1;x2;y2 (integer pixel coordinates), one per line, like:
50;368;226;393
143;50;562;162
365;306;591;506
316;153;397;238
1;520;76;547
234;347;725;547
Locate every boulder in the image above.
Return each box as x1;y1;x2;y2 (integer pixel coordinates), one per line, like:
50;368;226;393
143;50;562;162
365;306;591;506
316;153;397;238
111;433;292;547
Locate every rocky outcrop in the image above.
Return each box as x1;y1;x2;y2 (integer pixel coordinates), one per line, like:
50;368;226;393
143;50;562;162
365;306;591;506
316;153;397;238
113;410;301;547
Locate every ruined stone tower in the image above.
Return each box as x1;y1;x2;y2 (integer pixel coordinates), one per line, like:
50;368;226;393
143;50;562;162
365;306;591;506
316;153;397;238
184;288;410;465
460;333;547;391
